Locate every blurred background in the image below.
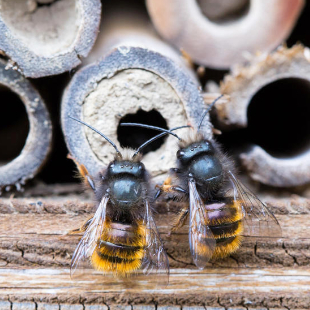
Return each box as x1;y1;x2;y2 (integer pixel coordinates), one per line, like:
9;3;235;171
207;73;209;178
1;0;310;191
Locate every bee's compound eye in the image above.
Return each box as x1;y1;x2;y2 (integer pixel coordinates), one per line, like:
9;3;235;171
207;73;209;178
177;150;184;158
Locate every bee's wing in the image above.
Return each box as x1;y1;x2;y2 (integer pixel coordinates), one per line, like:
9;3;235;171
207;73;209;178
142;199;169;283
70;195;109;277
188;179;216;269
228;171;282;237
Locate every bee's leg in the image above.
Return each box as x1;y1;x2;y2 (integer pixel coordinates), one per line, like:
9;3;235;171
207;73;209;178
155;176;187;199
170;205;189;235
154;177;172;199
68;217;93;235
170;186;187;194
67;154;95;191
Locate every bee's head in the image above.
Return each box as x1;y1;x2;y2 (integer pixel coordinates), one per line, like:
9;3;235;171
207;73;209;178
177;139;223;187
177;139;215;164
107;158;146;179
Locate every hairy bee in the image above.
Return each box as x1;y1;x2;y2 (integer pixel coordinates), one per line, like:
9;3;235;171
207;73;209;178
121;96;282;269
68;116;188;278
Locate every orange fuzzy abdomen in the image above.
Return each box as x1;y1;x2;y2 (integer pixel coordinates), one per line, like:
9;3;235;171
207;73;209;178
91;221;146;276
206;199;244;259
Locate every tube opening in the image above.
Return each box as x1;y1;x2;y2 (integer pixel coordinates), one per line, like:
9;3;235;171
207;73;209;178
117;109;168;155
197;0;250;23
0;85;30;165
0;0;79;56
247;78;310;158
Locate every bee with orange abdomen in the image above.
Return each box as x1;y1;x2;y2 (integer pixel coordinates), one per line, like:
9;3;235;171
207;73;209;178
68;116;188;278
122;96;282;269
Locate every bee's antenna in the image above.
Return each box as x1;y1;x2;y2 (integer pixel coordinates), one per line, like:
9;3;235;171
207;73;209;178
120;123;182;140
198;94;224;131
132;125;191;158
69;115;122;158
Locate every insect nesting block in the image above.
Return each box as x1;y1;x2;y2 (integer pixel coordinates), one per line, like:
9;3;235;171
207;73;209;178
62;46;207;179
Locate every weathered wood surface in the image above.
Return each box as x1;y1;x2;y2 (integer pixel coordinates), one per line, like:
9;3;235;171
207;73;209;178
0;190;310;308
1;268;309;308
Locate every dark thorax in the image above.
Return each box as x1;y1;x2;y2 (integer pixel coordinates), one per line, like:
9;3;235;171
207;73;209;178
176;139;224;200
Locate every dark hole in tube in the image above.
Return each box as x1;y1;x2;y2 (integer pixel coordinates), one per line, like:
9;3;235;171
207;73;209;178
0;86;29;165
117;109;168;155
197;0;250;23
216;78;310;159
247;78;310;157
36;0;61;8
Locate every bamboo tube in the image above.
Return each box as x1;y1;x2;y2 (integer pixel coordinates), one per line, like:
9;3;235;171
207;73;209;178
0;60;52;194
61;3;207;178
146;0;304;69
213;45;310;187
0;0;101;78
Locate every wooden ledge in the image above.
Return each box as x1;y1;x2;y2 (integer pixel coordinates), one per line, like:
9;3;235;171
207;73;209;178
0;191;309;308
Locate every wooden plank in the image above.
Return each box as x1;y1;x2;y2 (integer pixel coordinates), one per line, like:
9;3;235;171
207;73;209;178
1;196;310;269
1;195;310;309
0;212;309;268
0;268;309;308
0;212;309;238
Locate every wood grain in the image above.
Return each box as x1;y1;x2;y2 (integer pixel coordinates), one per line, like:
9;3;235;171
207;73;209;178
0;194;310;308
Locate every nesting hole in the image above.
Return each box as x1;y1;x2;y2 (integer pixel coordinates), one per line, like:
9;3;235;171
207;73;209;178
247;78;310;157
197;0;250;23
36;0;60;7
0;85;29;165
117;109;168;155
0;0;79;56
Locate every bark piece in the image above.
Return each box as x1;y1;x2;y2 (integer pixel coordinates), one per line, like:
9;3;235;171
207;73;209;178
146;0;304;69
0;60;52;194
0;0;101;78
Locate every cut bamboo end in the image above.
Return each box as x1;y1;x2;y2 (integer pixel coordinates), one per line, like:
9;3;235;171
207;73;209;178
217;44;310;187
0;60;52;194
0;0;101;78
61;3;207;179
146;0;304;69
61;47;206;178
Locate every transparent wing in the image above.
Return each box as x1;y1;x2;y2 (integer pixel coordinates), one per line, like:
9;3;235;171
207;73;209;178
70;195;109;277
142;199;169;283
228;171;282;237
188;179;216;269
